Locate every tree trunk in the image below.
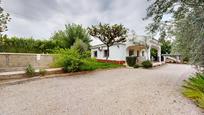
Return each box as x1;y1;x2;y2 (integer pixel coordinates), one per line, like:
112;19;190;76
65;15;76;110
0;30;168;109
106;46;109;61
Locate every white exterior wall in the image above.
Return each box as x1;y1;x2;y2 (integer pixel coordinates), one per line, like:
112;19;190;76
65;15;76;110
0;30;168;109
91;44;126;61
91;35;161;62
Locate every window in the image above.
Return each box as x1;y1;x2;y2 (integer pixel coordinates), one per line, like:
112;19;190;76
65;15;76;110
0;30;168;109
94;51;97;57
129;49;134;56
104;50;109;57
142;51;145;56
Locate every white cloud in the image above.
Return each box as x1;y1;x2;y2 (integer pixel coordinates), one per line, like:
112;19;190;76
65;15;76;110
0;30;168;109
1;0;152;43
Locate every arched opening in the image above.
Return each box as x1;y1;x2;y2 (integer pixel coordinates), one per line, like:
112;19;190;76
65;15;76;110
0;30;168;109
126;45;147;63
151;48;158;62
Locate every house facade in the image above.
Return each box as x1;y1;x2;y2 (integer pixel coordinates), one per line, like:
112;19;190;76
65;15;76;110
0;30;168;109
91;35;161;64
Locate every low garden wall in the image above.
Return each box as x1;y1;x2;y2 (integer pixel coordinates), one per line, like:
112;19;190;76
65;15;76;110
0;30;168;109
0;53;54;72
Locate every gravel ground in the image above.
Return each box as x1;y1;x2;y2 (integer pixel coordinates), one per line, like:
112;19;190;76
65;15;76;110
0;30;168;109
0;64;203;115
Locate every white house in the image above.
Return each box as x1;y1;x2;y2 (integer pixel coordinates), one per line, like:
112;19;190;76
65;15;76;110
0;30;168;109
91;35;161;64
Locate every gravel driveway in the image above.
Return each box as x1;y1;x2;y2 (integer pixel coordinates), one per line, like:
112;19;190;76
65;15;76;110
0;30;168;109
0;64;203;115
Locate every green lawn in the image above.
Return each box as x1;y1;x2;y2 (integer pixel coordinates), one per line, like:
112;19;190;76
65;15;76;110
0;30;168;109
79;60;123;71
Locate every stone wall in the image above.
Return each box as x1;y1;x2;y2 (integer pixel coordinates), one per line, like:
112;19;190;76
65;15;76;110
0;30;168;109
0;53;54;72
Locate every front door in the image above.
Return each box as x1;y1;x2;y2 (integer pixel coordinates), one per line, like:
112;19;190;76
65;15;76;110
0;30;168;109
129;49;134;56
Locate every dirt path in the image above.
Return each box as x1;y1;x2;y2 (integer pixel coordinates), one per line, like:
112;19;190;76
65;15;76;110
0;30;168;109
0;64;203;115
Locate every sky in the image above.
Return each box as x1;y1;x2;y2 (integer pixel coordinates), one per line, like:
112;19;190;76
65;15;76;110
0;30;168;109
1;0;152;44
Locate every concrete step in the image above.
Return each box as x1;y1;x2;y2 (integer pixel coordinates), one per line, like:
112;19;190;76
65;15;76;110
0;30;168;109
0;66;50;72
0;68;63;80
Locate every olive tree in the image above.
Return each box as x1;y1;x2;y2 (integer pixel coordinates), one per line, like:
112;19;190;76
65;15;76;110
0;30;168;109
0;3;11;51
0;5;11;33
145;0;204;70
88;23;128;60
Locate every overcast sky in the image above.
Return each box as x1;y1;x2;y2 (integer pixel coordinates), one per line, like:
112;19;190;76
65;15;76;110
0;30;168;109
2;0;152;43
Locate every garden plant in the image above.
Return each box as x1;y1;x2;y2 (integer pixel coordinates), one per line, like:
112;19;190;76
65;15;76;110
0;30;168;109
182;73;204;108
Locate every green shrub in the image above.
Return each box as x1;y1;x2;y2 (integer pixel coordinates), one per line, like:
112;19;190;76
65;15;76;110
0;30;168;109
141;60;153;68
133;64;140;68
182;73;204;108
63;57;83;72
126;56;137;67
52;48;80;66
39;68;47;76
80;51;91;59
52;48;83;72
183;57;189;63
25;64;35;77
